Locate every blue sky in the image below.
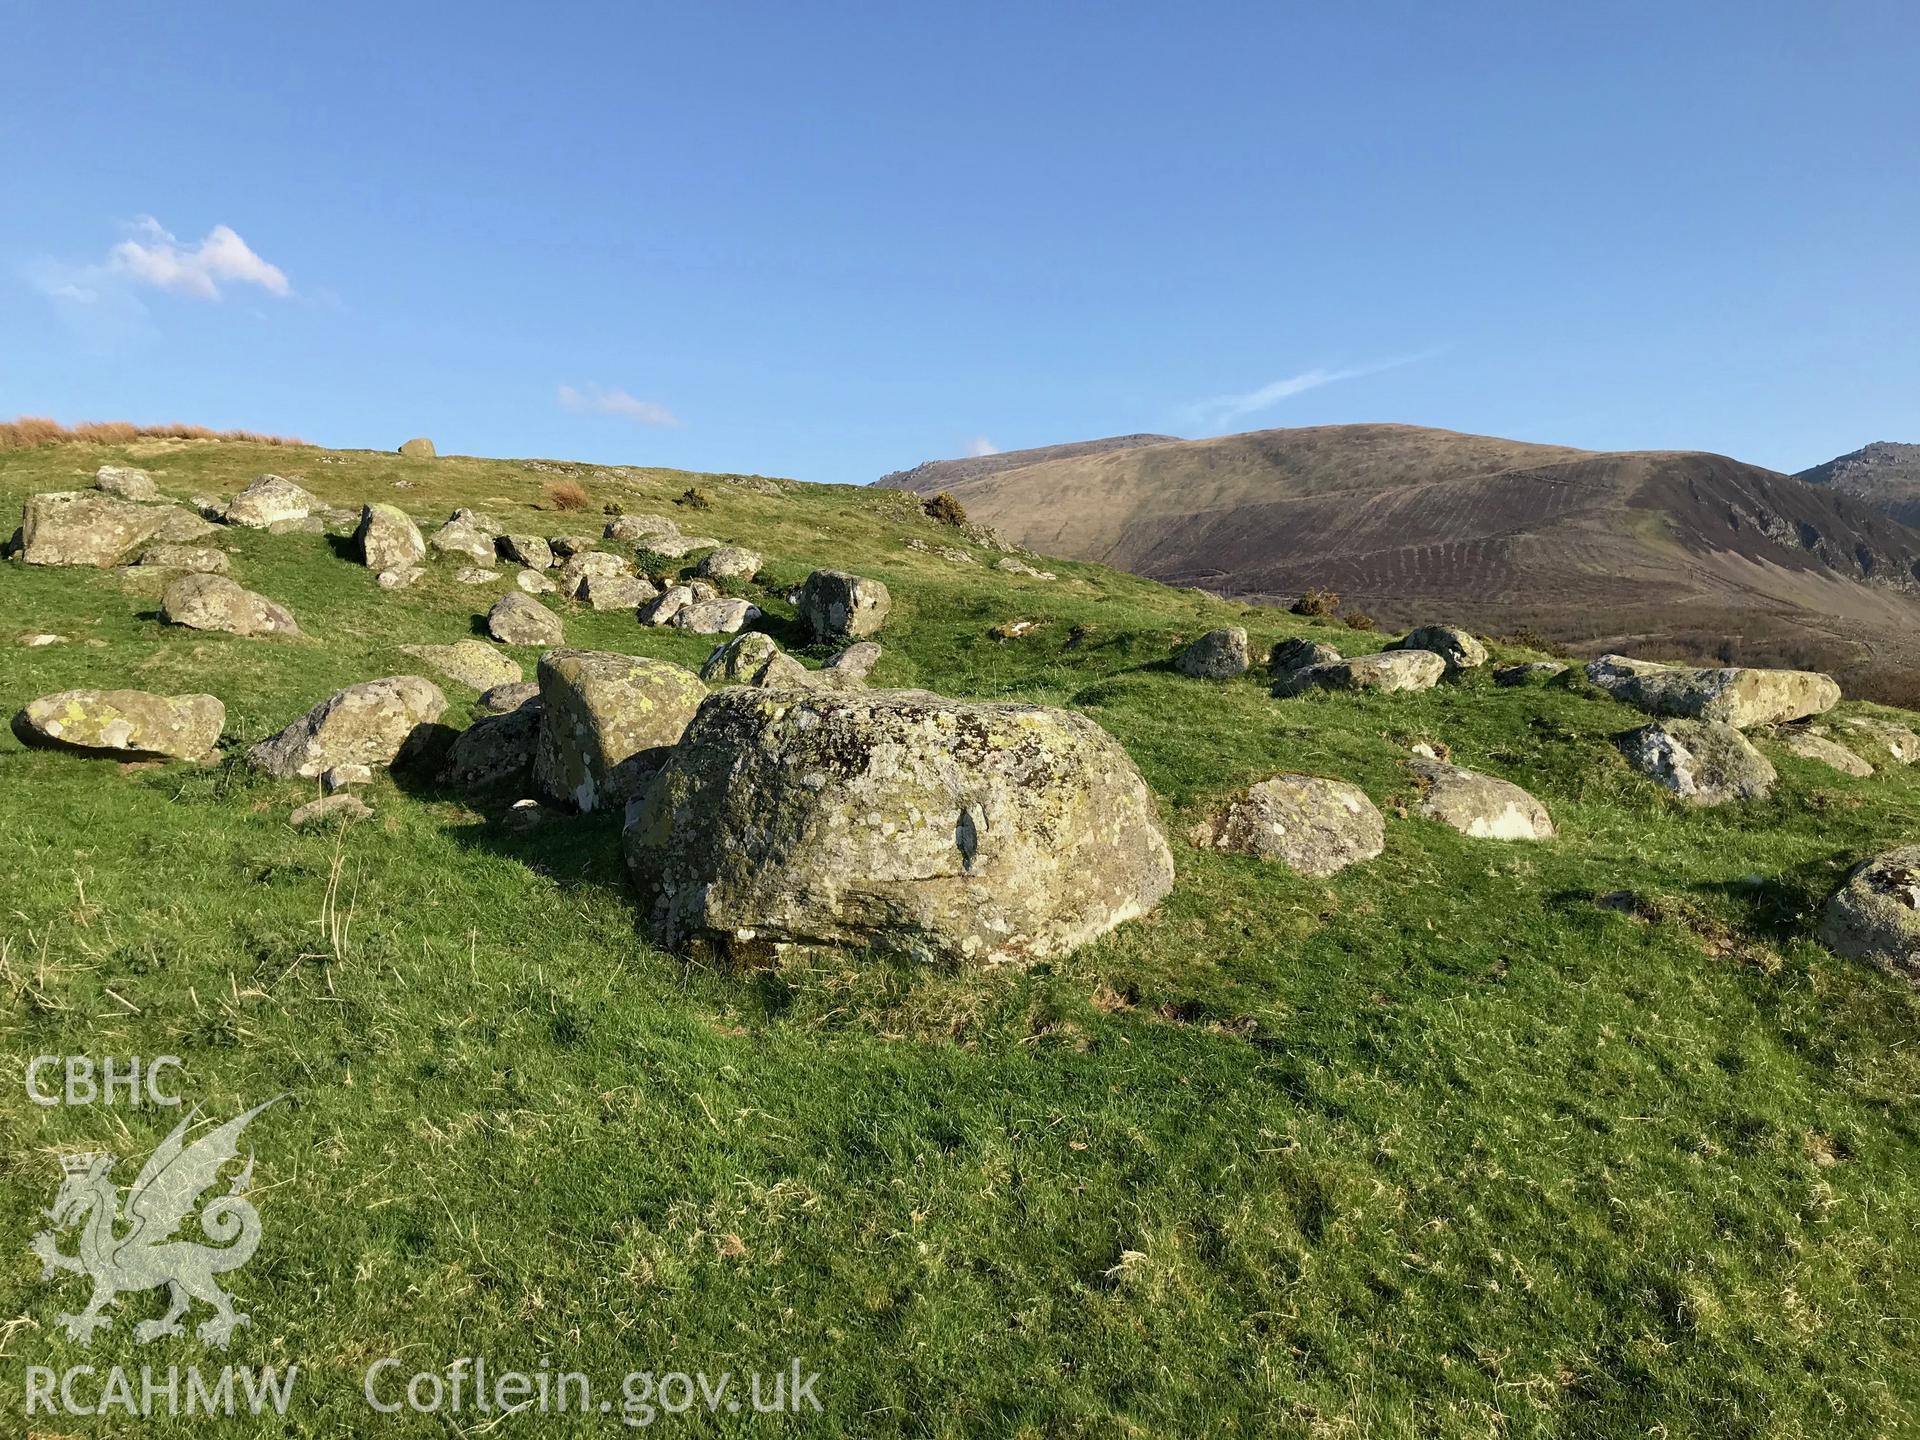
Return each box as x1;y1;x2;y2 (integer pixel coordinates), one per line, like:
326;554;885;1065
3;2;1915;484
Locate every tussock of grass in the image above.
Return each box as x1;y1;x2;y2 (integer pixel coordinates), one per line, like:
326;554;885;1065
0;415;308;450
0;440;1916;1435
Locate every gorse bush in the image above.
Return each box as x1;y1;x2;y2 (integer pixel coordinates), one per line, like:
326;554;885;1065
1343;611;1378;632
543;478;592;511
677;487;712;510
924;492;967;527
1292;588;1340;617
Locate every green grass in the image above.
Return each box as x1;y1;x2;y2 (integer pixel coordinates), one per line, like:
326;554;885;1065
1;440;1917;1437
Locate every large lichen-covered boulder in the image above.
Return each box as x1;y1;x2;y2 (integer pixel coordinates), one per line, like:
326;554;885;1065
247;676;448;778
1618;719;1776;805
532;651;708;812
487;591;564;646
94;465;157;500
497;534;553;570
558;548;630;596
694;546;762;582
700;633;813;688
1821;848;1920;986
579;572;660;612
624;689;1175;966
19;491;213;567
605;513;681;545
1585;655;1840;728
1174;627;1251;679
1412;759;1555;840
159;574;301;637
1391;625;1488;672
426;508;500;562
668;598;761;634
400;640;522;691
12;689;224;761
797;569;891;642
1187;774;1383;876
224;474;316;529
398;437;436;458
352;503;426;571
1275;650;1446;697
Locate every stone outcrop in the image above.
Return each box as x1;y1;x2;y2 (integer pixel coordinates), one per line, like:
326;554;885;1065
19;491;216;567
1585;655;1840;728
1412;759;1555;840
159;574;301;638
797;570;891;641
700;633;813;688
579;572;659;612
1187;775;1384;876
531;650;707;812
13;689;224;761
1821;848;1920;985
497;535;553;570
1174;627;1251;679
487;592;564;646
1618;719;1776;805
352;503;426;572
442;698;542;792
1268;638;1342;678
1390;625;1487;672
624;688;1174;965
246;676;448;778
1839;716;1920;765
477;681;541;715
668;598;760;634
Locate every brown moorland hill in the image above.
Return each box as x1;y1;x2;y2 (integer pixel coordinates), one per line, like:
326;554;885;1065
1798;440;1920;527
878;423;1920;703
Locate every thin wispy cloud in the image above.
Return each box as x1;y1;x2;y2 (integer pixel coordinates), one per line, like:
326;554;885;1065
1189;351;1437;428
964;436;997;457
557;384;682;428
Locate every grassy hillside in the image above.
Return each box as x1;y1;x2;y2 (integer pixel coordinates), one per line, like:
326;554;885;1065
3;438;1918;1437
880;424;1920;706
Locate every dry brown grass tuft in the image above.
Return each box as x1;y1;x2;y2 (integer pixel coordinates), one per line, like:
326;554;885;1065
543;477;592;511
0;416;308;451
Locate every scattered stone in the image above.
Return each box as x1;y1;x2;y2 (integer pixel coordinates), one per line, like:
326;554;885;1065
669;598;761;634
700;633;813;688
401;640;523;691
1268;638;1342;678
547;534;595;559
1839;716;1920;765
1495;662;1566;687
1411;758;1556;840
1187;775;1384;876
517;568;558;595
19;491;214;567
819;641;881;688
497;534;553;569
694;546;762;582
12;689;224;761
477;681;541;715
936;546;975;565
798;569;891;642
18;633;66;647
322;764;373;793
605;513;680;545
265;516;327;535
224;474;317;529
160;574;301;638
247;676;449;778
1174;627;1251;679
1275;650;1447;696
377;566;423;590
134;545;229;574
94;465;157;500
291;794;373;828
558;548;630;596
994;557;1057;580
580;572;660;611
426;508;500;562
1585;655;1841;728
1618;719;1777;805
352;503;427;571
398;437;437;458
1821;848;1920;985
1390;625;1488;672
639;585;695;627
648;533;722;559
442;702;542;792
1770;727;1873;777
532;650;708;812
990;619;1041;641
454;566;499;584
487;592;565;646
623;688;1174;965
503;797;555;829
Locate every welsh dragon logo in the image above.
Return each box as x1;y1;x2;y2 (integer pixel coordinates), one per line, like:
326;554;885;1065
31;1097;281;1347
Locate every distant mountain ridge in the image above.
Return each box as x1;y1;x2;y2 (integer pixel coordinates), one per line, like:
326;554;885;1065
876;433;1179;494
876;422;1920;703
1797;441;1920;527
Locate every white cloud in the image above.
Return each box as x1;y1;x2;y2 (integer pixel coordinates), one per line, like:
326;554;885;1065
1189;351;1437;428
964;436;997;457
108;217;290;300
557;383;681;428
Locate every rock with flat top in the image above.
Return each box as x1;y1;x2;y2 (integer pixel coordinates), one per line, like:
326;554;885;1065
498;535;553;570
694;546;762;582
1840;716;1920;766
1275;649;1446;697
1585;655;1840;729
401;640;522;691
1188;774;1383;876
798;569;891;641
532;650;707;812
1769;727;1873;777
94;465;156;500
135;545;229;574
1391;625;1487;672
19;491;213;567
13;688;224;761
580;572;659;611
398;437;436;458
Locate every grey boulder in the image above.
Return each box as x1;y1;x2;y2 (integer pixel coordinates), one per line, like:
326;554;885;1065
1174;627;1251;680
400;640;523;691
94;465;157;501
247;676;449;779
224;474;317;529
1412;759;1555;840
1187;774;1384;876
426;508;500;562
1618;719;1776;805
13;688;224;761
352;503;426;571
797;569;891;641
1585;655;1840;729
532;650;708;812
159;574;301;638
1391;625;1487;672
1275;650;1446;697
487;592;564;646
1821;848;1920;986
